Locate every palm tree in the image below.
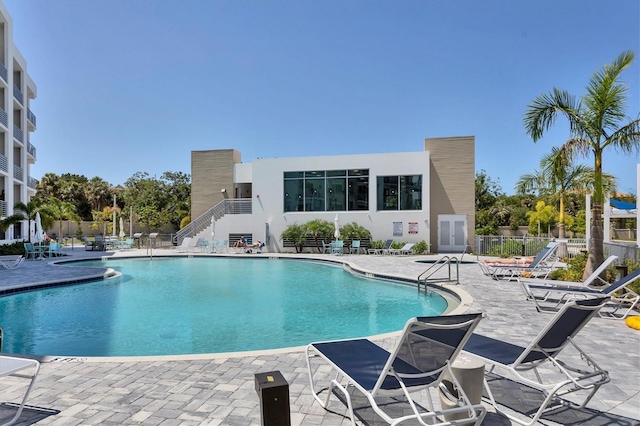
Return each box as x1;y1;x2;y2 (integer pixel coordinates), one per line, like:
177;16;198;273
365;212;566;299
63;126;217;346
38;197;81;240
516;146;617;257
523;50;640;279
1;201;38;241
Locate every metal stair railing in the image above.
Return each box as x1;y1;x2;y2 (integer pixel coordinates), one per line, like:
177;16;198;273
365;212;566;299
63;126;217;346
417;255;461;293
175;199;252;246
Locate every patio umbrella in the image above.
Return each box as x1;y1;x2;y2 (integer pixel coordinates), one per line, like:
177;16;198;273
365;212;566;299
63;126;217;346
34;212;45;244
211;215;216;239
119;217;125;238
334;214;340;240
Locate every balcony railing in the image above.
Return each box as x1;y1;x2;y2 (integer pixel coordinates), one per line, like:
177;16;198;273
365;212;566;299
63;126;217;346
28;175;38;189
13;84;23;106
0;200;7;218
27;141;36;159
0;108;7;127
13;164;23;181
13;125;23;143
0;61;6;83
0;153;7;172
27;109;36;127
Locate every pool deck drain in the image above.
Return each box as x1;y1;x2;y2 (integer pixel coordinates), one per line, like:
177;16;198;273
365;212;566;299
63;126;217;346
0;247;638;425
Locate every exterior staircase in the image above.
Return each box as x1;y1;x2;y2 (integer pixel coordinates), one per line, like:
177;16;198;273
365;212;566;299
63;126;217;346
175;199;252;246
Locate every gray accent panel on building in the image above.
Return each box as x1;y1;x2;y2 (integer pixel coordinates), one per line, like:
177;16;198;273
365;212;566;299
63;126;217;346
191;149;241;219
424;136;475;253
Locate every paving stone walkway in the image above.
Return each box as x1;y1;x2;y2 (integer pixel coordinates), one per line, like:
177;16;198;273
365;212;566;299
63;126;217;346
0;247;638;425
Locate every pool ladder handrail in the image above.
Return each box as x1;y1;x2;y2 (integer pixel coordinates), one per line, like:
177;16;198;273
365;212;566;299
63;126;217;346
417;255;461;293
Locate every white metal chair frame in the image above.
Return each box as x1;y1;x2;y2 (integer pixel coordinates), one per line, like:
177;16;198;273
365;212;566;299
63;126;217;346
462;297;611;426
0;355;40;426
306;314;486;426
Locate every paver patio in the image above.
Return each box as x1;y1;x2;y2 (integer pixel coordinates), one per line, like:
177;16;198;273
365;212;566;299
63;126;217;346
1;247;638;425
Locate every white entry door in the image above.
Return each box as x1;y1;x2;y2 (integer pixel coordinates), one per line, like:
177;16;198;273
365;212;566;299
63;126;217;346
438;215;467;253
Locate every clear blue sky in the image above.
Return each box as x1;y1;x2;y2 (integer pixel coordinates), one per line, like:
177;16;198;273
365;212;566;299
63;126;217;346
5;0;640;195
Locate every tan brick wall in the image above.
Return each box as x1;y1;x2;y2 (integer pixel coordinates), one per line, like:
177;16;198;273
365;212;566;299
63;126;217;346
424;136;475;252
191;149;241;219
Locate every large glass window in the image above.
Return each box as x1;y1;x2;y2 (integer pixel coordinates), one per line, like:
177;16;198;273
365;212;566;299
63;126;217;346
284;178;304;212
283;169;369;212
377;175;422;211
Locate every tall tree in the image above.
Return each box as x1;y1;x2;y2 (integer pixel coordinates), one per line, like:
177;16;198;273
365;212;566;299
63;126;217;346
515;146;617;257
523;50;640;279
38;197;82;239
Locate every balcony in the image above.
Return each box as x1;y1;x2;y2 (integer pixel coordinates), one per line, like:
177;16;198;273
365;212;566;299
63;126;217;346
0;61;6;84
13;164;23;181
0;108;7;128
27;175;37;189
13;125;23;143
27;108;36;127
13;84;23;106
27;141;36;159
0;200;7;217
0;153;7;172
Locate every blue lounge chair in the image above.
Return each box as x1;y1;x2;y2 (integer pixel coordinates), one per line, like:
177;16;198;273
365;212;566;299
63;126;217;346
462;297;610;426
306;313;486;425
520;266;640;319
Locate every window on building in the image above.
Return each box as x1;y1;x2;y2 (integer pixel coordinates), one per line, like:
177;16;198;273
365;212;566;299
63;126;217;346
376;175;422;210
283;169;369;212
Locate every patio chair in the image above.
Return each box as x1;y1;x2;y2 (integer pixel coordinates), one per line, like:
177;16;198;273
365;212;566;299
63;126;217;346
518;255;618;300
23;242;37;260
349;240;361;254
462;296;611;426
174;237;192;252
368;239;393;255
321;240;331;254
520;267;640;319
390;243;415;256
481;242;560;281
46;241;63;257
0;355;40;426
330;240;344;256
0;255;24;269
306;313;486;426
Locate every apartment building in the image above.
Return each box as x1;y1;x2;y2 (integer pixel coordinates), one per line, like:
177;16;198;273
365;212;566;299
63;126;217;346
0;2;37;243
188;136;475;253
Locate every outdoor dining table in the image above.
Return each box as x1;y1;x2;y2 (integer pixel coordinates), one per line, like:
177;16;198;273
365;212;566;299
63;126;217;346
33;243;48;260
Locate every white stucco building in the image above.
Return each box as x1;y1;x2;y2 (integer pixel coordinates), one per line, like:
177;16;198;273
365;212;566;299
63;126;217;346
0;2;38;243
186;136;476;253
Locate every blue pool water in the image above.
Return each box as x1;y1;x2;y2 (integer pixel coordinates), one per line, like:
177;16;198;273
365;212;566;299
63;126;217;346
0;258;449;357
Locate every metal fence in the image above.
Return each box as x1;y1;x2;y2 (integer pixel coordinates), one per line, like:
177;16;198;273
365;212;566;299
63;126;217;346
475;235;586;258
476;235;638;263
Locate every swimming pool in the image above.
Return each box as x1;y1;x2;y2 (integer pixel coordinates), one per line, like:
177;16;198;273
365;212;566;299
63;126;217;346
0;257;450;357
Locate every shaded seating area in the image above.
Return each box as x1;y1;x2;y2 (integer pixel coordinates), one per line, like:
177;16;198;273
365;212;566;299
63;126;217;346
306;313;486;426
520;267;640;319
462;297;611;426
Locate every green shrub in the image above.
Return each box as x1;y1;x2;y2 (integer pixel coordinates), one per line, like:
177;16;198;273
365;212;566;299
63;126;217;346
412;240;429;254
548;252;617;283
370;240;385;250
0;241;26;256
